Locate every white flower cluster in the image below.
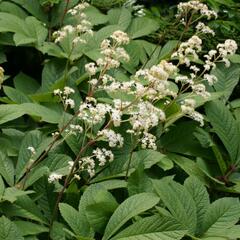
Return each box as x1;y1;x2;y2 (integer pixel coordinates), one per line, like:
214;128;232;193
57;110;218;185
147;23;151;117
181;99;204;126
141;132;157;150
172;35;202;66
196;22;215;36
65;124;83;136
67;2;89;16
48;172;63;183
52;3;92;44
54;86;75;109
97;129;124;148
93;148;114;166
176;0;217;21
79;157;95;177
124;0;145;17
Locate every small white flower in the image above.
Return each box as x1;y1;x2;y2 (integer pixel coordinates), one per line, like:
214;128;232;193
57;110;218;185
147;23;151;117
27;146;36;155
48;172;63;183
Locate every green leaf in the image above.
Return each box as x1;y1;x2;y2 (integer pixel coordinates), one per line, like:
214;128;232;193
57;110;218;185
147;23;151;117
0;151;15;186
2;187;34;203
153;179;197;234
33;177;57;220
184;176;210;235
112;215;186;240
0;216;23;240
85;186;119;233
0;13;47;46
211;63;240;100
85;6;108;25
59;203;89;237
108;8;132;30
127;163;153;196
14;221;48;236
159;40;179;60
200;198;240;236
103;193;159;240
0;175;5;197
14;72;40;94
15;130;43;181
0;103;61;124
205;100;240;163
3;86;32;103
127;17;159;39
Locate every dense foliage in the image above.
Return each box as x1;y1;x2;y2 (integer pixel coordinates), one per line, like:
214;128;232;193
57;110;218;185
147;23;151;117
0;0;240;239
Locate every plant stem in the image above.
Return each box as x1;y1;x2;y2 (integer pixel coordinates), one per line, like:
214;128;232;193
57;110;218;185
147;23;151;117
60;0;70;27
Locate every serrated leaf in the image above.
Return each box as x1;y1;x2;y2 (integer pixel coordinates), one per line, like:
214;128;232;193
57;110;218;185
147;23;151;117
127;17;159;39
16;130;43;181
127;163;153;196
205;100;240;163
200;197;240;236
184;176;210;235
14;221;48;236
153;179;197;234
103;193;159;240
0;151;14;186
85;187;118;233
59;203;89;237
112;215;186;240
108;8;132;30
211;63;240;100
0;216;23;240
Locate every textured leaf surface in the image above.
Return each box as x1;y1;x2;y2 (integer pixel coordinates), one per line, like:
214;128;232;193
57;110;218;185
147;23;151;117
103;193;159;240
184;177;210;235
112;215;186;240
205;100;240;163
0;216;23;240
153;179;197;234
201;197;240;235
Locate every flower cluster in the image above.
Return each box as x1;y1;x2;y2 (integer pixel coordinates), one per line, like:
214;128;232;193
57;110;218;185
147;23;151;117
48;172;63;183
124;0;145;17
52;2;92;44
176;0;217;21
97;129;124;148
54;86;75;109
79;148;114;177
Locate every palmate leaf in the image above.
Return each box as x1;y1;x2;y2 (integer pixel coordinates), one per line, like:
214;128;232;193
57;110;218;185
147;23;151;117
103;193;160;240
200;197;240;237
127;17;159;39
0;216;23;240
211;63;240;100
112;215;186;240
0;103;61;124
0;13;47;46
153;179;197;234
205;100;240;163
184;177;210;236
15;130;44;181
59;203;90;237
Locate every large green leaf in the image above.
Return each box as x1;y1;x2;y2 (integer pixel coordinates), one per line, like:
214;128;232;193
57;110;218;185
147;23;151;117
14;221;48;236
200;197;240;236
15;130;43;181
0;151;15;186
0;13;47;46
205;100;240;163
211;63;240;100
184;177;210;235
85;186;119;233
0;216;23;240
103;193;159;240
127;17;159;39
153;179;197;234
112;215;186;240
0;103;61;124
59;203;92;237
108;8;132;30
